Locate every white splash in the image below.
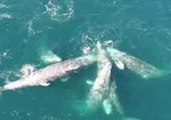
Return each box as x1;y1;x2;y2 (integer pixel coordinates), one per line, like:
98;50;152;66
45;0;74;22
26;14;45;35
0;4;8;9
0;70;19;84
103;40;114;46
82;45;91;54
19;64;36;78
0;3;11;20
0;13;12;20
27;20;36;35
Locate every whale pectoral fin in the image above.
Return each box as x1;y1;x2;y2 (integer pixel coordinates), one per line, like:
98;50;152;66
114;61;125;70
60;77;70;82
86;80;93;86
39;82;50;86
102;99;113;115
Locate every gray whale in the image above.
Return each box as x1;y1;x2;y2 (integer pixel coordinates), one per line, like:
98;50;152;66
0;53;96;92
87;42;123;115
106;47;171;79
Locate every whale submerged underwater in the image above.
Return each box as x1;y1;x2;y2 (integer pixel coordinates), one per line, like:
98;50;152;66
86;42;123;115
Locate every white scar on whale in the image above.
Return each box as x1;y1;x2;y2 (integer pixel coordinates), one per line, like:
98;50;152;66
0;53;96;92
106;47;171;79
87;42;123;115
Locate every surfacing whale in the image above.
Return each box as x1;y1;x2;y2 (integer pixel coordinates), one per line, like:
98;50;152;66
0;53;96;92
106;47;171;79
87;42;122;115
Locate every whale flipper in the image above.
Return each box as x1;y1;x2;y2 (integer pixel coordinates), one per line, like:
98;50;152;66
39;82;50;86
86;80;93;85
109;81;124;114
115;61;125;70
103;99;112;115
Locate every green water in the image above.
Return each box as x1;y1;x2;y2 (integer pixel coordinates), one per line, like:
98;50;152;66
0;0;171;120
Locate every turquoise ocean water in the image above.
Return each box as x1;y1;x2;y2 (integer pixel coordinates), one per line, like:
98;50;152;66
0;0;171;120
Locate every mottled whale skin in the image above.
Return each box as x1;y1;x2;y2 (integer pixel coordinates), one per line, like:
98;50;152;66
87;42;112;107
106;47;170;79
87;42;122;115
0;54;96;92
